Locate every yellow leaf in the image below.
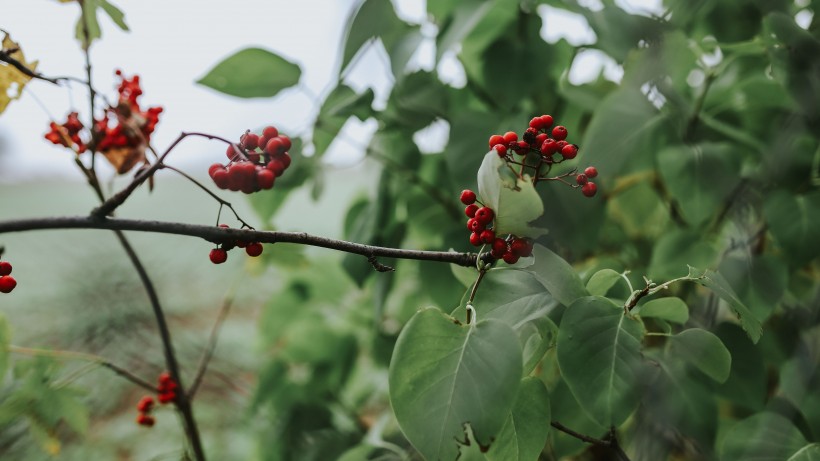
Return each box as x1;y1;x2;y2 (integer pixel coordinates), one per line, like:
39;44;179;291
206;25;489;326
0;33;38;114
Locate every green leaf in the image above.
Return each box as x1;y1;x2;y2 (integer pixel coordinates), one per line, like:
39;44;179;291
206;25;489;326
557;296;646;427
339;0;417;76
75;0;101;49
313;84;374;158
389;307;522;460
549;378;605;458
435;0;494;61
718;255;788;323
648;229;718;280
476;152;548;239
98;0;128;31
486;377;550;461
197;48;301;98
763;190;820;267
608;181;670;239
0;314;9;379
721;412;809;461
636;297;689;324
658;143;742;227
526;244;588;307
790;445;820;461
382;71;447;131
688;266;762;344
668;328;731;383
713;324;767;411
586;269;623;297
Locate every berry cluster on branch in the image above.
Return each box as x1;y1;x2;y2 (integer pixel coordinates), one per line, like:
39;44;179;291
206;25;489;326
460;191;533;265
208;125;292;194
0;260;16;293
135;371;179;427
208;224;264;264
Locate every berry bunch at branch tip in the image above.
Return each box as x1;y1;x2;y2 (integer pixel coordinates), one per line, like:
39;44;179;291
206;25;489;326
460;190;533;265
135;396;156;427
487;114;599;198
0;260;17;294
208;223;265;264
157;372;178;404
208;125;292;194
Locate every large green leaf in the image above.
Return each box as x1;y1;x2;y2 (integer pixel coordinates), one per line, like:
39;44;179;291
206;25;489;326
549;378;605;458
313;84;374;158
435;0;494;61
476;152;548;239
721;413;811;461
197;48;301;98
526;245;588;307
763;190;820;267
389;307;522;460
586;269;623;297
688;266;763;343
486;377;550;461
556;296;646;427
668;328;731;383
713;323;767;411
719;255;788;323
339;0;418;76
636;297;689;324
648;229;718;280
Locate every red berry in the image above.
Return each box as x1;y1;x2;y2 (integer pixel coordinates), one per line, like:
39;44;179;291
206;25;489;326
561;144;578;159
584;166;598;178
460;190;477;205
0;261;11;276
226;144;242;161
474;207;494;225
246;242;263;257
491;238;507;258
515;140;529;154
510;238;530;257
246;151;260;163
209;248;228;264
540;139;558;155
136;414;156;427
502;251;520;264
576;174;588;185
266;159;286;177
242;133;260;150
276;151;292;169
257;169;275;189
468;218;485;233
529;117;545;130
136;396;155;413
0;276;16;293
488;134;505;148
157;391;176;404
582;182;598;197
493;144;508;157
552;126;568;141
539;115;554;128
479;229;496;244
279;135;292;152
265;137;284;156
211;169;229;189
469;232;482;246
465;204;479;218
502;131;518;144
158;372;173;385
262;126;278;139
535;133;548;145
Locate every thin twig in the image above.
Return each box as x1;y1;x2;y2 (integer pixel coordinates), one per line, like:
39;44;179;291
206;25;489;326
550;421;633;461
0;216;478;267
188;295;235;399
0;48;87;86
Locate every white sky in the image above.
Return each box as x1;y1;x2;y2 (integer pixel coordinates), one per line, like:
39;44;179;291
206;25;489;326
0;0;662;183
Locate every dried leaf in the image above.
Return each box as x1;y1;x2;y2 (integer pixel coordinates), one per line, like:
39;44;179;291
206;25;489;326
102;145;145;174
0;33;38;114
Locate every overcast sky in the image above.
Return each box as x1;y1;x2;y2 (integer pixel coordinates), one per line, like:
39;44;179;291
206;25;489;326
0;0;662;183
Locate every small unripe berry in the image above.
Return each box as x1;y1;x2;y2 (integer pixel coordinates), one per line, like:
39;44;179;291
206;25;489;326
488;134;504;148
493;144;508;157
0;276;16;293
460;190;477;205
465;204;479;218
576;174;588;185
552;126;568;141
246;242;263;257
561;144;578;159
584;166;598;178
469;232;482;246
209;248;228;264
502;131;518;144
582;182;598;197
474;207;494;225
262;126;279;139
479;229;496;244
0;261;11;276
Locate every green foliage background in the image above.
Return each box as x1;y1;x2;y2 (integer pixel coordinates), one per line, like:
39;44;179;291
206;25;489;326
1;0;820;460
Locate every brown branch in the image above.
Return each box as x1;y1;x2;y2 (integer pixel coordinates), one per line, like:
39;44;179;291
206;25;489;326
550;422;632;461
0;49;87;86
188;295;234;399
0;216;478;267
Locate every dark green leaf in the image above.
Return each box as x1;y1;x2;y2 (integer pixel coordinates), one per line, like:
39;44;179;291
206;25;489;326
197;48;301;98
764;190;820;267
721;412;809;461
688;266;763;343
486;377;550;461
714;324;767;410
718;255;788;323
648;229;718;280
313;84;374;158
526;244;588;307
636;297;689;324
586;269;623;297
669;328;731;382
339;0;417;77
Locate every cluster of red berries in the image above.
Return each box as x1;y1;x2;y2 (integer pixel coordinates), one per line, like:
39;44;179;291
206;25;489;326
44;71;163;170
208;125;292;194
135;372;178;427
208;224;264;264
460;190;533;264
487;114;598;197
575;166;599;197
0;261;16;293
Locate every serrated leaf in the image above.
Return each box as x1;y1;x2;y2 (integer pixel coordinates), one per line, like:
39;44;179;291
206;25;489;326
669;328;731;383
557;296;646;427
721;413;810;461
486;377;550;461
586;269;623;296
389;307;522;461
526;244;588;307
477;151;547;239
0;33;38;114
688;266;762;343
197;48;301;98
636;297;689;324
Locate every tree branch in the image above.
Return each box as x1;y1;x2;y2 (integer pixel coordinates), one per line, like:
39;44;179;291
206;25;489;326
188;295;234;399
0;216;478;267
550;421;632;461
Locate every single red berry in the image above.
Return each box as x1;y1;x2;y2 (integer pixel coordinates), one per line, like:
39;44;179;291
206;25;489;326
460;190;477;205
158;372;172;384
266;159;286;177
474;207;494;225
502;131;518;144
515;140;530;154
510;238;530;257
491;238;507;258
136;396;155;413
242;133;260;150
279;135;292;152
535;133;548;145
540;115;554;128
502;251;520;265
246;242;264;257
468;219;485;233
0;276;16;293
556;140;568;150
488;134;505;148
552;126;568;141
157;391;176;404
257;169;275;190
479;229;496;244
541;139;559;155
561;144;578;159
265;137;284;156
465;204;479;218
262;126;279;139
584;166;598;178
276;151;292;169
469;232;482;246
0;261;11;276
257;135;269;153
576;174;588;185
212;169;229;189
136;414;156;427
226;144;242;161
208;163;224;178
209;248;228;264
529;117;545;130
246;151;260;163
582;182;598;197
493;144;508;157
